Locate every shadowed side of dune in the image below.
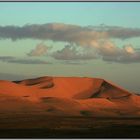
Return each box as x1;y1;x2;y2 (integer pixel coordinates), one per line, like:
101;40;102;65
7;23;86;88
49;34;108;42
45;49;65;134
73;79;132;100
14;76;54;89
91;80;132;99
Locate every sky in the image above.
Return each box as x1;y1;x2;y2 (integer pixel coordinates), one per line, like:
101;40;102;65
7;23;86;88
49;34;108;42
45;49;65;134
0;2;140;93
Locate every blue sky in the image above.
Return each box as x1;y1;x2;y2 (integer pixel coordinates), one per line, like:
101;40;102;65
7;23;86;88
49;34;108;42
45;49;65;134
0;2;140;93
0;2;140;27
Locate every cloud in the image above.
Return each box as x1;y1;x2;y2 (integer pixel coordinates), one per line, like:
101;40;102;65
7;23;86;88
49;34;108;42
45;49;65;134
0;23;140;63
52;44;96;60
51;40;140;63
107;27;140;39
7;59;50;64
88;24;140;39
27;42;48;56
98;41;140;63
0;23;140;43
0;56;15;62
0;23;106;48
97;40;121;57
51;41;140;63
0;56;51;64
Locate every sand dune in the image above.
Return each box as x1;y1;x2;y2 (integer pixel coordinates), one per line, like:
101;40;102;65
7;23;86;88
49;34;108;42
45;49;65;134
0;76;140;117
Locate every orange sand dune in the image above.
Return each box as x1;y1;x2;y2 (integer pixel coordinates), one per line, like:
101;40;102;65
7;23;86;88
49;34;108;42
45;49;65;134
0;76;140;117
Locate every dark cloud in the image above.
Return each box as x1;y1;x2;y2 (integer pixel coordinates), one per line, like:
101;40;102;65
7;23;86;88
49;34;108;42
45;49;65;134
61;61;87;65
0;23;106;49
52;44;96;60
0;23;140;43
102;52;140;63
107;27;140;39
7;59;49;64
0;56;51;64
0;56;15;62
88;24;140;39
